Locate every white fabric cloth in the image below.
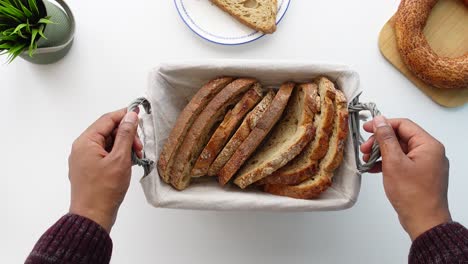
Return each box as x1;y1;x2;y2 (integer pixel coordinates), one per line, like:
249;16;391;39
139;60;362;211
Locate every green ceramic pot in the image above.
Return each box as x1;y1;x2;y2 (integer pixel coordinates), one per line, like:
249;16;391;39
19;0;75;64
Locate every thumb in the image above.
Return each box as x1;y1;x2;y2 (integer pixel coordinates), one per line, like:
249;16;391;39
373;115;405;160
111;111;138;158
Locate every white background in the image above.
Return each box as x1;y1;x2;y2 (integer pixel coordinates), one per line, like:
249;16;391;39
2;0;467;263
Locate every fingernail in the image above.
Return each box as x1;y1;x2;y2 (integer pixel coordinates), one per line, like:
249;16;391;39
123;112;138;125
373;115;388;128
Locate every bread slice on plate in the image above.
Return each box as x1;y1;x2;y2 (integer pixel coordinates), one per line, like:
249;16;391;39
233;83;318;189
191;83;263;177
169;78;258;190
208;89;276;177
157;77;234;183
218;82;294;186
210;0;278;34
260;77;336;185
264;88;350;199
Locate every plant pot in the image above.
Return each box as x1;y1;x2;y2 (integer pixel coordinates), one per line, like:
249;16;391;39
19;0;75;64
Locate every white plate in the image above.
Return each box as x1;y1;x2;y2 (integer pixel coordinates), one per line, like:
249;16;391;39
174;0;291;45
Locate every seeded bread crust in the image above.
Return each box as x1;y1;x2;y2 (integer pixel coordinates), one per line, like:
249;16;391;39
210;0;278;33
208;89;276;177
191;84;263;177
157;77;234;183
218;82;294;186
260;77;336;185
234;83;317;189
169;78;257;190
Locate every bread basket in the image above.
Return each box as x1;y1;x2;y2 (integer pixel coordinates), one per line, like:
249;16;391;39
128;61;381;211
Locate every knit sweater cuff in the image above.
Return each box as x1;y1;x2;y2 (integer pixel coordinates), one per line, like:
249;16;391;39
409;222;468;263
26;213;113;264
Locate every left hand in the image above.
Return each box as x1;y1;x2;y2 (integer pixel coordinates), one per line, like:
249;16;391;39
68;109;142;232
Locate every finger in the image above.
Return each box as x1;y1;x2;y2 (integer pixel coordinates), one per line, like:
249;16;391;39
110;111;139;159
373;115;406;160
85;109;127;136
111;127;142;154
363;153;369;162
360;135;375;154
363;120;374;133
361;136;410;156
133;135;143;151
136;150;143;159
364;118;430;144
84;109;127;147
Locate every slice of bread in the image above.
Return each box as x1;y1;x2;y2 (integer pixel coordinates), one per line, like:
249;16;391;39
264;88;349;199
157;77;234;183
169;78;257;190
218;82;294;186
260;77;336;185
191;84;263;177
318;90;349;173
208;89;276;177
233;83;318;189
264;171;333;199
210;0;278;33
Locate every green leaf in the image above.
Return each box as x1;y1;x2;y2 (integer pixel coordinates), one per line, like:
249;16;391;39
37;23;45;39
38;17;55;25
11;22;26;34
0;42;12;49
25;18;30;32
0;3;26;20
0;8;22;23
28;26;37;56
0;34;18;40
6;42;27;63
27;0;39;17
18;1;33;18
13;24;28;38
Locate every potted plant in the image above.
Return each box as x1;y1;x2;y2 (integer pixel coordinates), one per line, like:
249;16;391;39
0;0;75;64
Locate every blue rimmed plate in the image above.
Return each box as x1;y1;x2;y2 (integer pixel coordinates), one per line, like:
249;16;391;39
174;0;291;45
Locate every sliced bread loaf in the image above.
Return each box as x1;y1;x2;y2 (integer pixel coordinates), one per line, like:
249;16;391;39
191;84;263;177
218;82;294;186
233;83;317;189
264;88;349;199
210;0;278;33
208;89;276;177
157;77;234;183
260;77;336;185
169;78;257;190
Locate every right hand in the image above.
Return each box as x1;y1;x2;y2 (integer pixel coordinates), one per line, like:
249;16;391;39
360;116;451;241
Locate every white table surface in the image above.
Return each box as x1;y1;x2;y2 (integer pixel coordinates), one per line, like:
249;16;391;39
2;0;467;263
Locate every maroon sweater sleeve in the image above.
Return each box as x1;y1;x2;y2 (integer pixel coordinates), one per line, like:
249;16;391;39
409;222;468;263
25;214;113;264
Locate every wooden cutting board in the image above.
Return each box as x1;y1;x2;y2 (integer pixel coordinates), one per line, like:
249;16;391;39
378;0;468;107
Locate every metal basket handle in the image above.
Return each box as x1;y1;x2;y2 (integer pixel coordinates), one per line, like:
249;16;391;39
128;97;154;175
348;93;382;173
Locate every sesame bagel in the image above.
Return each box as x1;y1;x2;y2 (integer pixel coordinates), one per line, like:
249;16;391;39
395;0;468;89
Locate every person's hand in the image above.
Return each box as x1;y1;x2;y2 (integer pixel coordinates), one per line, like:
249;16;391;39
360;116;451;241
68;109;142;233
